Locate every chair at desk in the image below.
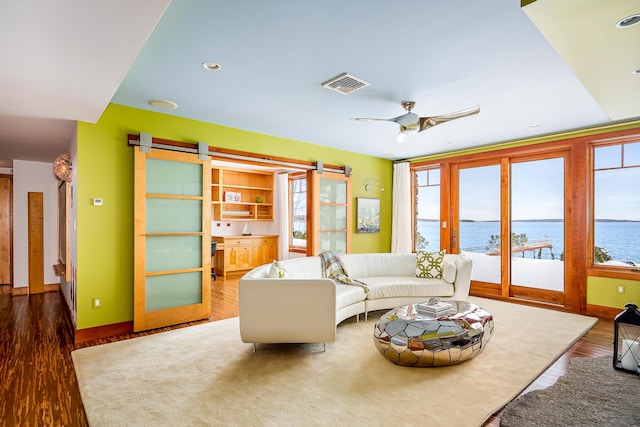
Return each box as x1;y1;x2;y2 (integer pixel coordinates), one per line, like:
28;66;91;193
211;241;217;281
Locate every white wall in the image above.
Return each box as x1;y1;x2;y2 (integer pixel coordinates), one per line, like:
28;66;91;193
12;160;59;288
58;129;78;325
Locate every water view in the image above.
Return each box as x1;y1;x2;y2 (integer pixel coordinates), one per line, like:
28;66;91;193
417;219;640;266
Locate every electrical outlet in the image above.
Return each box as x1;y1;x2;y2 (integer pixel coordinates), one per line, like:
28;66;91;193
618;285;625;294
92;298;101;309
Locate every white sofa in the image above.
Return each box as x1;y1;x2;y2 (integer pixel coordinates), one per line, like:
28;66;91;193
238;253;472;347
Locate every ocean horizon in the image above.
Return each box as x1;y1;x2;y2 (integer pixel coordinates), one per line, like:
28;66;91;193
416;219;640;265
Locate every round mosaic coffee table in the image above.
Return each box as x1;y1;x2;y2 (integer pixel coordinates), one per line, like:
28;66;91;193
373;300;494;367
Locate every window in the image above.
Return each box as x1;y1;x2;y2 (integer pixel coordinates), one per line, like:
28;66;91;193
414;168;440;251
592;141;640;269
289;173;307;252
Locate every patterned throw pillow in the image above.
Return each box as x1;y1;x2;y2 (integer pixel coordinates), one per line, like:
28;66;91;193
268;260;291;279
415;251;445;279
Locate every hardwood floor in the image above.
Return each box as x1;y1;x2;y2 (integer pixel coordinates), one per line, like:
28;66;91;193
0;277;614;426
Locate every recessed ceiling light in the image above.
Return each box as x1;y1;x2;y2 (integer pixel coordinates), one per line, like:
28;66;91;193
530;123;540;128
616;14;640;28
148;99;178;110
633;68;640;75
202;61;221;71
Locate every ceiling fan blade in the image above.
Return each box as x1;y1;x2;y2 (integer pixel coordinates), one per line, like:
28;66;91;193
418;105;480;132
350;117;394;122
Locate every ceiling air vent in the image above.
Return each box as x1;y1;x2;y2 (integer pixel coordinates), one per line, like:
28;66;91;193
321;73;369;95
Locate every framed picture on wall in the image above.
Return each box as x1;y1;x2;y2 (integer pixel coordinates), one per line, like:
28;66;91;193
356;197;380;233
223;191;241;202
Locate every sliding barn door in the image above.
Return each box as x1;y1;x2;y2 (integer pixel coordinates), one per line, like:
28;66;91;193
306;170;351;255
134;148;211;332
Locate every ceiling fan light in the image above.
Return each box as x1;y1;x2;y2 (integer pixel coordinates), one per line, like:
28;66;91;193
201;61;221;71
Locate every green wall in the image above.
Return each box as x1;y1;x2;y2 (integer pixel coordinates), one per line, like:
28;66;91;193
76;104;392;329
587;276;640;312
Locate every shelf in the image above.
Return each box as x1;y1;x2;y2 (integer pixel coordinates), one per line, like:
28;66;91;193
211;166;275;221
221;184;272;191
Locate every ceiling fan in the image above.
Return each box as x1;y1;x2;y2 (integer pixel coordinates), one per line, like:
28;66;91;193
352;101;480;143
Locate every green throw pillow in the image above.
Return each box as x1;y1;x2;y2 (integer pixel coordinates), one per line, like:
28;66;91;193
415;250;445;279
268;260;291;279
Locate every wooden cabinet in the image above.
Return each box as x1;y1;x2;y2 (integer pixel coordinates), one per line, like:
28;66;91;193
256;236;277;266
212;235;278;276
211;167;274;221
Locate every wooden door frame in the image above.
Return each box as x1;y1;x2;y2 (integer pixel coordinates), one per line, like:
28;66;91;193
306;170;352;256
0;174;13;286
413;137;585;312
133;147;211;332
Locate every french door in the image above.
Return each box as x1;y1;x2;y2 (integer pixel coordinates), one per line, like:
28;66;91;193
451;153;567;304
133;148;211;332
306;170;351;255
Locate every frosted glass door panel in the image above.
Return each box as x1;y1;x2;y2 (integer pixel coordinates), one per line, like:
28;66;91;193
320;178;346;203
309;170;351;256
146;272;202;311
319;232;347;253
146;199;202;233
146;159;202;196
320;205;346;229
146;236;202;273
459;165;501;284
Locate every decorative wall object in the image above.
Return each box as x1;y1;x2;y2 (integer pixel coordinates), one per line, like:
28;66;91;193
223;191;241;202
356;197;380;233
53;152;72;182
362;176;384;192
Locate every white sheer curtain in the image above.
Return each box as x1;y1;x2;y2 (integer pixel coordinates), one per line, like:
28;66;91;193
391;162;412;253
277;172;290;260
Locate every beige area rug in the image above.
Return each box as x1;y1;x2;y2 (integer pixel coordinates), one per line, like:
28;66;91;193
72;297;597;427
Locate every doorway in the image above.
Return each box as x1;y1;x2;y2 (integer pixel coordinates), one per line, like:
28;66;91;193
451;153;568;305
0;175;12;286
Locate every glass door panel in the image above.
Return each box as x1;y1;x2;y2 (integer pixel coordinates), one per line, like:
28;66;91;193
458;165;501;284
319;205;347;229
134;147;211;332
414;168;441;251
146;272;202;311
146;235;202;272
146;198;203;233
147;158;203;196
319;231;347;253
511;158;565;291
307;171;351;255
319;177;348;254
319;178;347;204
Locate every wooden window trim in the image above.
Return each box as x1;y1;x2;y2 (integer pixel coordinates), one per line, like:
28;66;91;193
407;127;640;313
588;134;640;277
288;172;307;253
